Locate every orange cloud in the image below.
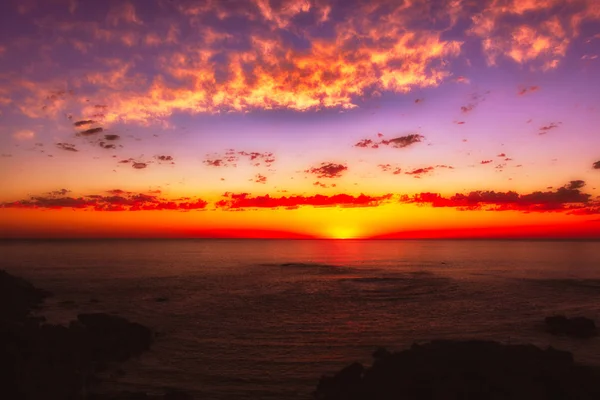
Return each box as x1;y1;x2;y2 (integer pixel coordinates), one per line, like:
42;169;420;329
470;0;600;70
8;1;464;125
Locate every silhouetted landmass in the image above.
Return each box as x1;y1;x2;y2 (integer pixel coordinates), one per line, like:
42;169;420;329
314;340;600;399
0;270;191;400
545;315;597;338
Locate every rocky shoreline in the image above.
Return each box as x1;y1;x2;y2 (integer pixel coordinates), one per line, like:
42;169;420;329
0;270;191;400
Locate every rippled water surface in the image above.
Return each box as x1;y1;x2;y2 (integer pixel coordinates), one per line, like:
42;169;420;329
2;239;600;399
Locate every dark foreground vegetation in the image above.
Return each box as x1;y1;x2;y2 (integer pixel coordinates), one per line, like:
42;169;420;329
2;269;600;400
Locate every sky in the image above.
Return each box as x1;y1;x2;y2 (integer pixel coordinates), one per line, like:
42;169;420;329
1;0;599;239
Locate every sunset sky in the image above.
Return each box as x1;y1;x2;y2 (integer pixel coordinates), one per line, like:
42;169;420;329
1;0;599;239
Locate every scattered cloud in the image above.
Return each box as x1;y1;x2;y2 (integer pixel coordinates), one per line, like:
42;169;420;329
378;164;403;175
99;142;116;149
593;161;600;169
538;122;562;135
405;166;435;178
481;160;493;164
518;85;539;95
253;174;267;184
203;150;275;168
355;134;424;149
132;162;147;169
314;181;337;188
383;134;425;149
461;104;475;113
104;134;120;141
305;162;348;179
155;155;174;162
56;142;78;152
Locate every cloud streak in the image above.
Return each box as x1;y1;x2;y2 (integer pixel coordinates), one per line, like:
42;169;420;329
1;190;208;211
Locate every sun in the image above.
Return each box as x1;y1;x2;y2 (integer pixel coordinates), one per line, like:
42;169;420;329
328;226;360;239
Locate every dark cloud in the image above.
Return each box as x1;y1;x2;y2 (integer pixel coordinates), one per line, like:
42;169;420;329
415;98;424;103
155;155;174;162
78;127;104;136
48;189;70;196
216;193;393;210
565;180;585;190
383;134;425;148
132;162;147;169
1;190;208;211
204;150;274;167
56;142;77;152
99;142;116;149
593;161;600;169
539;122;561;135
73;120;95;127
405;166;434;177
403;181;593;213
355;134;424;149
104;134;120;141
518;86;539;96
305;162;348;178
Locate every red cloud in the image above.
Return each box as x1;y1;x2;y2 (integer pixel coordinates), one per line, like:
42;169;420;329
402;181;594;213
1;190;207;211
216;193;393;210
481;160;493;164
305;162;348;178
253;174;267;184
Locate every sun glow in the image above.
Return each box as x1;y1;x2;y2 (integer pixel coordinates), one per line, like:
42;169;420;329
327;226;361;239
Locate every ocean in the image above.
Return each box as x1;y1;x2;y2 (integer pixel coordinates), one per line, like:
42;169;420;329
1;239;600;399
